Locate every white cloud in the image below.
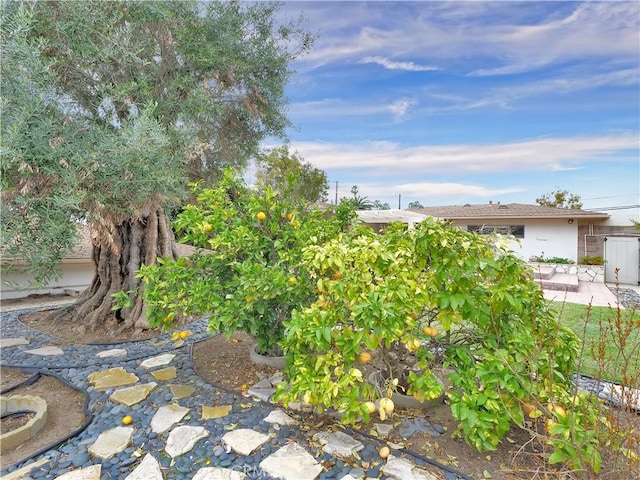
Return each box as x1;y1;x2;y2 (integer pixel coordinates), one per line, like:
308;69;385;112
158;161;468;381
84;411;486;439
359;56;440;72
368;182;523;199
387;98;416;121
292;133;638;174
293;2;639;76
288;97;417;122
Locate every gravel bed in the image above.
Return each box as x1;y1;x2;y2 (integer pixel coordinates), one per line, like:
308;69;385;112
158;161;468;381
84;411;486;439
609;286;640;309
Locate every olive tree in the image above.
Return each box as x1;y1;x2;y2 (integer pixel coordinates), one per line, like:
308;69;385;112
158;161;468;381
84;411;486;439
1;0;312;332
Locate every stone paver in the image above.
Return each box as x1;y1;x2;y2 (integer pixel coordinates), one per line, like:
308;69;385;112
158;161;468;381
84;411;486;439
87;367;139;390
165;425;208;457
151;366;177;380
88;426;134;460
316;430;364;456
0;337;30;348
264;409;297;425
221;429;270;455
109;382;157;407
123;453;163;480
140;353;175;369
54;464;102;480
375;423;394;437
169;384;196;400
192;467;246;480
150;404;190;434
201;404;232;420
24;345;64;356
96;348;127;358
382;455;437;480
259;442;323;480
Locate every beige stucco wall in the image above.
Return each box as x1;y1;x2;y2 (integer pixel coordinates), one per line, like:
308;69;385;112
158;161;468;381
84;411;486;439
1;262;93;301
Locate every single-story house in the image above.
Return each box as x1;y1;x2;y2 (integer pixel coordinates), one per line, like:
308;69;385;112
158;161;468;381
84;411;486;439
356;209;428;233
409;202;639;285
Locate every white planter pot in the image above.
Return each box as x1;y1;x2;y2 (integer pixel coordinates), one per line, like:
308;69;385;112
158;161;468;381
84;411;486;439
249;344;286;369
368;372;444;410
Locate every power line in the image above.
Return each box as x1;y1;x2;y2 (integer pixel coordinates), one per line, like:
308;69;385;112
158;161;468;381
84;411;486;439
587;204;640;211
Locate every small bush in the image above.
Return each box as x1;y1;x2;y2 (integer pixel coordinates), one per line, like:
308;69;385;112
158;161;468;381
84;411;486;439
529;255;575;264
579;255;605;265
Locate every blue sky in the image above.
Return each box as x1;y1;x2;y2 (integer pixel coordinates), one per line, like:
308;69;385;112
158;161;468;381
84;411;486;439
270;1;639;213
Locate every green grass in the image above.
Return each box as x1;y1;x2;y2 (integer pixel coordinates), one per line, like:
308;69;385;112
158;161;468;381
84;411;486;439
551;301;640;383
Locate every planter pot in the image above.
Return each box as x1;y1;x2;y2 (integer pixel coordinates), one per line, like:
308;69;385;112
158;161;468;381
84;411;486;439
368;372;444;410
0;395;48;450
249;344;286;369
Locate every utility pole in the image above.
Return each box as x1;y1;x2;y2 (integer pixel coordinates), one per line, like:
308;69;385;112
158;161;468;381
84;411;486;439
335;181;338;205
398;194;401;209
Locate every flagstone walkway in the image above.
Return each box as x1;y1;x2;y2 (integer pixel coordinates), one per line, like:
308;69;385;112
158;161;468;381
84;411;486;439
1;306;459;480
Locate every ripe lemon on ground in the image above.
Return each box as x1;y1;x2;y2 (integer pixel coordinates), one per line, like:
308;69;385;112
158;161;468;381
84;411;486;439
379;397;395;414
286;213;293;220
122;415;133;425
357;351;372;364
365;401;376;414
256;212;266;220
379;446;391;459
179;330;189;339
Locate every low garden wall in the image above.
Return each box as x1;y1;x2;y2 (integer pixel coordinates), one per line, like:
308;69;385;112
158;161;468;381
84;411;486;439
529;262;605;283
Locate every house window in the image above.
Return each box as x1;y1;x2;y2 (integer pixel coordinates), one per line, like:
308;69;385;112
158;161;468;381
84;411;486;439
467;225;525;239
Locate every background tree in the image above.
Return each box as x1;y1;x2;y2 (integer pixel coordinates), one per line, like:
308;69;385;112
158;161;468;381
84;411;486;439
536;189;583;209
408;201;424;209
342;185;373;210
254;146;328;205
371;200;391;210
1;1;312;333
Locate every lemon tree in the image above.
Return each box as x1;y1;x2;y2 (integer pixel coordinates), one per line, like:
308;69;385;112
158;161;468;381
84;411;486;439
276;218;604;472
139;169;356;355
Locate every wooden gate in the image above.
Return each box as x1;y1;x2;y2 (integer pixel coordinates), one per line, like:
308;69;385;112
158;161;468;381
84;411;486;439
604;236;640;285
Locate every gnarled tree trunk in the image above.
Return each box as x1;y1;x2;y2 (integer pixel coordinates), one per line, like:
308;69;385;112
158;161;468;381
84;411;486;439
51;208;178;335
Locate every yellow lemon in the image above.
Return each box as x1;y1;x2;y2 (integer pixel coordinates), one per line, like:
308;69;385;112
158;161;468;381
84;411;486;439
179;331;189;339
358;351;372;364
379;397;395;414
547;403;567;418
422;326;438;337
122;415;133;425
365;401;376;414
379;446;391;459
256;212;266;220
